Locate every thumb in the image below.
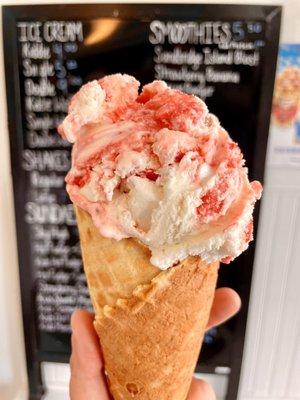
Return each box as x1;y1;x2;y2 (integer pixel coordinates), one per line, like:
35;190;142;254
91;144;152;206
69;310;111;400
187;377;216;400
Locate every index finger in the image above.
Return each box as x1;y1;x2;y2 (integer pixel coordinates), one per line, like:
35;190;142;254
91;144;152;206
206;288;241;331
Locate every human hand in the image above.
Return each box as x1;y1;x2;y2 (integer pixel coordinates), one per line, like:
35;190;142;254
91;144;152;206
70;288;241;400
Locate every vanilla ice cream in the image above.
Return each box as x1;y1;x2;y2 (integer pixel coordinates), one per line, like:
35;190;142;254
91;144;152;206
58;74;262;269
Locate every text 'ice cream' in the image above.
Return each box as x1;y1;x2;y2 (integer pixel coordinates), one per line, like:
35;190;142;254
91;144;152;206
59;74;262;269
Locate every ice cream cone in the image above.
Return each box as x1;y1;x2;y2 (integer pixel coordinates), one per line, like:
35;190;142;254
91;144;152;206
75;205;219;400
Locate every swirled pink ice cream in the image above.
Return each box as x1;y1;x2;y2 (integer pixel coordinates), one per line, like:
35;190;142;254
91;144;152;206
58;74;262;269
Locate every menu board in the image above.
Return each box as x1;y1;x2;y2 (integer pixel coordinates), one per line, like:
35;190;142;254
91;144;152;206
18;21;90;333
3;4;281;400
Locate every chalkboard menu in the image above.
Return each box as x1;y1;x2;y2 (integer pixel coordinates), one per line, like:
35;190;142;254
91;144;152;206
3;4;281;400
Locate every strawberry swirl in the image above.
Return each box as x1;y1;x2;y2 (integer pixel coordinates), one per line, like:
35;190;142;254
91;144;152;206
59;74;262;269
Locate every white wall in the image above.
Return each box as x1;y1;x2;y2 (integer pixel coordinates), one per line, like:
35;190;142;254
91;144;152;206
0;1;299;400
238;1;300;399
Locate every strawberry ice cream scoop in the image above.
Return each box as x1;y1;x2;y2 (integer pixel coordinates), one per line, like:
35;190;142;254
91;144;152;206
59;74;262;270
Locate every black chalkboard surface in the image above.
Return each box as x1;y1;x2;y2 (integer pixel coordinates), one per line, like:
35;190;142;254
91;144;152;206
3;4;281;400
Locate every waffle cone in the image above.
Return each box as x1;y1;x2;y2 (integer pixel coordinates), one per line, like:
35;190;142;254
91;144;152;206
75;206;219;400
